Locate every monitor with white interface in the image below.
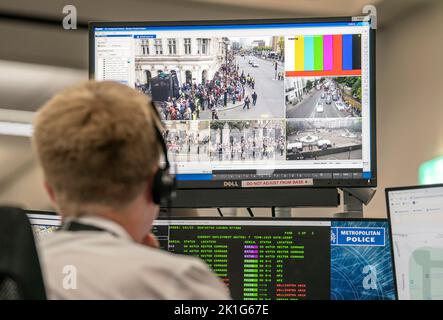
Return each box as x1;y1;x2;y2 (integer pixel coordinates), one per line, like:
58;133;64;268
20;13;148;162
29;212;396;300
28;212;61;237
89;18;376;207
387;184;443;300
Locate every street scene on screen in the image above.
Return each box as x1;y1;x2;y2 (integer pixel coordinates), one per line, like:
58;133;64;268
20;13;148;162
134;36;285;120
163;121;210;162
285;76;362;119
286;118;362;160
209;120;286;162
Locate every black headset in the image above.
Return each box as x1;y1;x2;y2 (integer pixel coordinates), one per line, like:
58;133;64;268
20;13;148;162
148;101;176;206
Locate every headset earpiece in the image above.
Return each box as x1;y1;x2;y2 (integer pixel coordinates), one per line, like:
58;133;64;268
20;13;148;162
152;168;176;205
149;101;176;206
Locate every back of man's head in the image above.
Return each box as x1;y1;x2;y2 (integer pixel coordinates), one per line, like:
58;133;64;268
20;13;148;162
33;80;162;216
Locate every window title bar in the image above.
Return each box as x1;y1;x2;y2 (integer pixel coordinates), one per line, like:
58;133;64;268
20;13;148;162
94;22;369;32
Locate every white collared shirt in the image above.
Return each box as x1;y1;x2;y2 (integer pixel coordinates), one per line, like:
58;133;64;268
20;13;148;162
37;216;231;300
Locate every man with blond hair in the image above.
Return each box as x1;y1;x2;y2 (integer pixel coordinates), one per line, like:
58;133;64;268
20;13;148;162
33;80;230;299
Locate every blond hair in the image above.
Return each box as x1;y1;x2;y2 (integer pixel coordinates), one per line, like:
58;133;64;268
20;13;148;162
33;80;162;215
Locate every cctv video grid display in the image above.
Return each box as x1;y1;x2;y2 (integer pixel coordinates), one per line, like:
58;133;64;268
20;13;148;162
387;185;443;300
29;214;396;300
90;19;375;188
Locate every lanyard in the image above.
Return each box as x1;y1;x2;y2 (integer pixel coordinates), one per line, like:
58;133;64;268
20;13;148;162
61;221;118;238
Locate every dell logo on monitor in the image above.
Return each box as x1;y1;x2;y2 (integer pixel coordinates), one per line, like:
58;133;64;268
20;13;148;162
223;181;239;187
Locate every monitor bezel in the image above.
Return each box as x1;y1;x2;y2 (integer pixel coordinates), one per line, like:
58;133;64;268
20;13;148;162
386;183;443;218
88;17;377;194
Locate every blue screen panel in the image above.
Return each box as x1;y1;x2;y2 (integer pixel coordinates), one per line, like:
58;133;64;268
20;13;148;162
330;221;396;300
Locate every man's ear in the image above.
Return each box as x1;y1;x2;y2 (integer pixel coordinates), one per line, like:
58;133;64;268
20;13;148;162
44;181;56;203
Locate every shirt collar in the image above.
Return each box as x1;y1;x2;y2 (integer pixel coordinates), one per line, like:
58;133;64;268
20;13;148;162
65;215;134;242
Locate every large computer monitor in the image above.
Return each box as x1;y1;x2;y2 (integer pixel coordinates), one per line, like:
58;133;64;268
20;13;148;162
387;184;443;300
29;213;395;300
88;17;376;207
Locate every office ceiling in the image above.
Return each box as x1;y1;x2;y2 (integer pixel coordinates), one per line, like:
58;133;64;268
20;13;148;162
0;0;432;68
0;0;436;112
191;0;384;16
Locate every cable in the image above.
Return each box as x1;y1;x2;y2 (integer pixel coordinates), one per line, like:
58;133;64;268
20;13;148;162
246;207;254;217
217;208;224;217
167;199;172;221
271;206;276;218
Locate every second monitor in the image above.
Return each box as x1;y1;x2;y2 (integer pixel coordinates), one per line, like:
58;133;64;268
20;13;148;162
29;213;396;300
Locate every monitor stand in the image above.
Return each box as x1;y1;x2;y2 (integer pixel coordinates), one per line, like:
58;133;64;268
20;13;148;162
273;207;292;217
333;188;376;218
333;192;364;218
